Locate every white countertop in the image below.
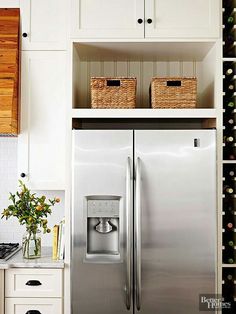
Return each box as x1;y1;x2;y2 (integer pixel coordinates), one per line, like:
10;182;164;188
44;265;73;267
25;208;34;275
0;247;64;269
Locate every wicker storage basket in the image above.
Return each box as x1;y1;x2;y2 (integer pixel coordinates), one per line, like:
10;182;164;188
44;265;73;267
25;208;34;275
91;77;136;109
151;77;197;109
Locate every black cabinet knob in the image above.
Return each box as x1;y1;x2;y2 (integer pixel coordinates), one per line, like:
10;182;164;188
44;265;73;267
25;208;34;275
26;311;41;314
137;18;143;24
22;32;28;38
147;18;152;24
20;173;26;178
25;280;42;286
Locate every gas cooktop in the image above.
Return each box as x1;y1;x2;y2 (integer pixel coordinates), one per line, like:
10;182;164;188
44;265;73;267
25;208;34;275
0;243;21;261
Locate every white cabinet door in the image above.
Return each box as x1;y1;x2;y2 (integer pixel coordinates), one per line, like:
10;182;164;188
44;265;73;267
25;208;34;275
20;0;67;50
18;51;67;190
71;0;144;38
5;298;62;314
0;1;19;8
0;271;3;314
145;0;220;38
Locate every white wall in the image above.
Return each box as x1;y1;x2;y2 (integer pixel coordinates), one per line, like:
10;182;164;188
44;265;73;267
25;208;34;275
0;138;65;247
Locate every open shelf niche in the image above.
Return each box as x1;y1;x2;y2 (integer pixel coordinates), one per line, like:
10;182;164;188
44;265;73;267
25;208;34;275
72;40;220;115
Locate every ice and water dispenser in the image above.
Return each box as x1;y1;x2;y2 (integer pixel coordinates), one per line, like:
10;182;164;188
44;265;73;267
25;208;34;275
85;196;121;261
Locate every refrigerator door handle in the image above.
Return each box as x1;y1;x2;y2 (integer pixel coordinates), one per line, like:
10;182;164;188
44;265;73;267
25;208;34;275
126;157;132;310
135;157;141;311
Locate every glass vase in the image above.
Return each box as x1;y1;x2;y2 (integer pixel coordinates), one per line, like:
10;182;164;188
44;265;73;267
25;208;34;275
22;228;41;259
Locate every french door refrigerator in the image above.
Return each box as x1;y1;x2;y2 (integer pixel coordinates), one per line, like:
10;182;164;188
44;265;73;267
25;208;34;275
72;129;216;314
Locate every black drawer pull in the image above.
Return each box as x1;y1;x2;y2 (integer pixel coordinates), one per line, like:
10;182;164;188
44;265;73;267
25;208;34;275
26;311;41;314
167;80;182;87
107;80;120;87
25;280;42;286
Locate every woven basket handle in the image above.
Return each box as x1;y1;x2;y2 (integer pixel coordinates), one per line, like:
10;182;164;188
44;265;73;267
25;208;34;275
167;80;182;87
107;79;121;87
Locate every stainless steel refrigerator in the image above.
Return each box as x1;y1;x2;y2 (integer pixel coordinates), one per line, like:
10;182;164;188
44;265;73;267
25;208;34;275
72;129;216;314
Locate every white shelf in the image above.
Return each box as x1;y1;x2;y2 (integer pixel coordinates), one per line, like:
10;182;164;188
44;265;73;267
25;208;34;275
223;126;236;130
223;143;236;147
73;41;216;62
223;58;236;62
223;160;236;164
72;108;217;119
222;264;236;268
223;92;236;96
223;109;236;113
223;75;236;79
222;8;236;13
222;194;236;198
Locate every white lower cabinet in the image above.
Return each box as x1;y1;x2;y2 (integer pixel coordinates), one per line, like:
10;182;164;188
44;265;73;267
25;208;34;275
0;271;4;314
5;298;62;314
5;269;63;314
18;51;67;190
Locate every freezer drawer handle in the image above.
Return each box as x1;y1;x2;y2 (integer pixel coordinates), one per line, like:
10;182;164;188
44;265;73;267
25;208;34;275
126;157;132;310
135;157;142;310
25;280;42;286
26;311;41;314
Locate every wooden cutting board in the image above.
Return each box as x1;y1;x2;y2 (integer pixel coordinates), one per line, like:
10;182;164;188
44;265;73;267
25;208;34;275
0;8;19;135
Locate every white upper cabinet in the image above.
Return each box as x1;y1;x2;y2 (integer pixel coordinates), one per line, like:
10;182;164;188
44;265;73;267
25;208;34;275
71;0;144;38
145;0;220;38
0;1;19;8
71;0;220;39
18;51;67;190
20;0;67;50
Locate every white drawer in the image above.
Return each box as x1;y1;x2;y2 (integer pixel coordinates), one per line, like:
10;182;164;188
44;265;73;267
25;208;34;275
5;269;62;298
5;298;62;314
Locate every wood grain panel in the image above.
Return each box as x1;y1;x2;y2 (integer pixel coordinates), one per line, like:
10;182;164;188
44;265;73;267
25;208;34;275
0;118;15;133
0;8;19;135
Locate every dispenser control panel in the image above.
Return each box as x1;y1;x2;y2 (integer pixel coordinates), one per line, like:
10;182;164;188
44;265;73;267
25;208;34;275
87;199;119;217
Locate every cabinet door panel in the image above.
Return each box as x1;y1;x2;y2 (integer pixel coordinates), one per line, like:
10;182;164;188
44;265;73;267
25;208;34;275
5;298;62;314
18;51;66;190
71;0;144;38
0;1;19;8
20;0;67;50
145;0;220;38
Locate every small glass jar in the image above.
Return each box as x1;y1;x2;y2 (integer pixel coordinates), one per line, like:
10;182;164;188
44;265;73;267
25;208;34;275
22;228;41;259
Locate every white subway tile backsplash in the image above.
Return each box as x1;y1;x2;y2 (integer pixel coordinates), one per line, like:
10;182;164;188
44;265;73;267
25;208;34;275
0;138;65;246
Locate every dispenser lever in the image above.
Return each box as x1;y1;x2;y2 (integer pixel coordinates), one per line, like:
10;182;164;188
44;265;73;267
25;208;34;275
95;218;113;233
